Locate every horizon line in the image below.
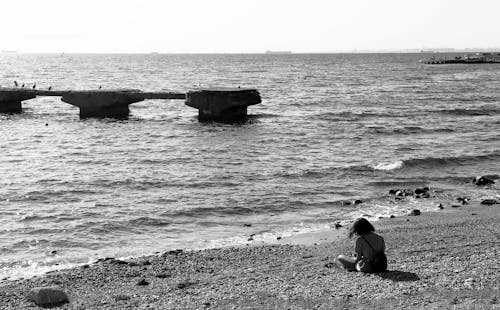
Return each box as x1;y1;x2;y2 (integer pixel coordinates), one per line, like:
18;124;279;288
3;49;500;55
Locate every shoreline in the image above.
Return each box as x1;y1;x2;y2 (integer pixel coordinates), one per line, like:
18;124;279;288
1;199;499;309
0;188;449;282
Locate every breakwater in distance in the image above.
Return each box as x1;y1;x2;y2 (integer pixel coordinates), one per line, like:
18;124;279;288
0;53;499;280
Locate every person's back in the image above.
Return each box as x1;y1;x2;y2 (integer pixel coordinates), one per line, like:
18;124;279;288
355;231;387;273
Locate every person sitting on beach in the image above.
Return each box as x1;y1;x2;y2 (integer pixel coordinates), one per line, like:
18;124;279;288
337;218;387;273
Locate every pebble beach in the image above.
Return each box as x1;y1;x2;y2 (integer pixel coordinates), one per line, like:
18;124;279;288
1;195;499;309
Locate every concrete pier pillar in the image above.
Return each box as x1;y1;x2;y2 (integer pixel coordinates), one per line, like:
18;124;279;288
0;90;36;113
185;88;261;122
61;90;144;118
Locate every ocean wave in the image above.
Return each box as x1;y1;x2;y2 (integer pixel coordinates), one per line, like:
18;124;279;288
367;151;500;173
370;160;404;171
367;126;455;135
240;70;268;73
432;107;500;116
367;180;429;187
128;217;171;227
315;111;398;120
87;179;240;190
357;152;500;174
402;152;500;169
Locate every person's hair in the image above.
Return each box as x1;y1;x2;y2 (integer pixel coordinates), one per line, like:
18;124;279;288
349;218;375;238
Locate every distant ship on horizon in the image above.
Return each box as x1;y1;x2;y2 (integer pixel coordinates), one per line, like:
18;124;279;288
265;50;292;54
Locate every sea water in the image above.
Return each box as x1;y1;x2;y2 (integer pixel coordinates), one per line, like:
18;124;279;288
0;53;499;280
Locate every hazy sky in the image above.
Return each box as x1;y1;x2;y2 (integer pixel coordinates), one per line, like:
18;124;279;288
1;0;499;53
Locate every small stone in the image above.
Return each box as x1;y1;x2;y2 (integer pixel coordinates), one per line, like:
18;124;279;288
141;260;151;266
28;286;69;307
409;209;421;216
403;189;414;196
464;278;475;288
276;236;282;240
155;273;170;279
390;215;395;218
451;205;461;208
334;222;343;229
113;259;128;265
243;224;252;227
457;197;469;205
114;294;131;301
136;279;149;286
481;199;498;205
414;187;429;195
353;199;363;205
97;257;114;263
98;257;127;265
163;249;183;256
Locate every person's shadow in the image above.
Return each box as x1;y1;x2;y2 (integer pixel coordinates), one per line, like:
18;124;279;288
375;270;420;282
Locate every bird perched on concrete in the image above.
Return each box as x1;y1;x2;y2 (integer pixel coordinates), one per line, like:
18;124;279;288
32;83;36;89
21;83;25;88
14;81;18;87
48;86;52;91
98;85;102;89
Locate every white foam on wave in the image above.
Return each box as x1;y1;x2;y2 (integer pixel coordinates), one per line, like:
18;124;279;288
371;160;404;171
0;260;85;281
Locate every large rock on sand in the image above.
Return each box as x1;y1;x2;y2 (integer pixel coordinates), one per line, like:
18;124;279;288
472;176;495;186
481;199;499;205
28;286;69;307
409;209;421;216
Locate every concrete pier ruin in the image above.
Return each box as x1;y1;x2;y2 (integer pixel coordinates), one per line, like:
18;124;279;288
0;89;37;113
0;87;261;121
185;88;261;122
58;90;186;118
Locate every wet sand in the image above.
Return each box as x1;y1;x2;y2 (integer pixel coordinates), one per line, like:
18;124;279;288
1;202;499;309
